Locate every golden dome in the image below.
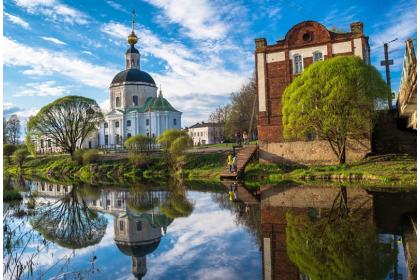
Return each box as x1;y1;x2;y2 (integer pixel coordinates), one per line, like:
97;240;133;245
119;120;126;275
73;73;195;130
128;31;138;45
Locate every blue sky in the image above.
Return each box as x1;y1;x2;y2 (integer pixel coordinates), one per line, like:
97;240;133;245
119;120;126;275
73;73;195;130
3;0;417;129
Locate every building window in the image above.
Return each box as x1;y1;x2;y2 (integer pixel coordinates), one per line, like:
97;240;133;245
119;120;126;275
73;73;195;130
47;139;51;148
133;96;138;106
146;119;149;126
293;54;303;74
119;220;124;232
127;133;131;138
57;186;60;192
105;135;109;145
115;121;119;128
104;123;108;129
116;134;120;144
127;120;131;127
173;118;177;126
117;199;122;207
313;51;323;62
136;221;142;231
40;139;44;148
116;96;121;107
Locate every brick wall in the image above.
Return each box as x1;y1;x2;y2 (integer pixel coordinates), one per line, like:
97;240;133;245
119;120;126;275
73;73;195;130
259;138;370;165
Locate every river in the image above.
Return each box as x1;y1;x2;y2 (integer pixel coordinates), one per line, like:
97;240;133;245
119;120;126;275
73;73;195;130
3;177;416;280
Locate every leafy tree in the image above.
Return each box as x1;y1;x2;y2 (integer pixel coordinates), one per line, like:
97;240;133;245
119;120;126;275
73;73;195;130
6;115;21;144
30;186;107;249
27;96;103;157
286;210;397;280
13;148;29;170
160;184;193;218
282;56;388;163
3;144;18;165
157;129;191;175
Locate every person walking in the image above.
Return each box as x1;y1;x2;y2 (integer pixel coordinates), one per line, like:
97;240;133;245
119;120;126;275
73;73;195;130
242;130;249;145
232;154;238;173
227;153;234;173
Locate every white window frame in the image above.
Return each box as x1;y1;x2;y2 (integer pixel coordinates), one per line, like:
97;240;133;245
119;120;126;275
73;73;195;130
293;54;303;74
313;51;323;62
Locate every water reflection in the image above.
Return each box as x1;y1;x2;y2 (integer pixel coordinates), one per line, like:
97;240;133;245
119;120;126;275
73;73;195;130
259;184;416;280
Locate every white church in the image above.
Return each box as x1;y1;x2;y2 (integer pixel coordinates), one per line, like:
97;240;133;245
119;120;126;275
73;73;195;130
34;16;182;153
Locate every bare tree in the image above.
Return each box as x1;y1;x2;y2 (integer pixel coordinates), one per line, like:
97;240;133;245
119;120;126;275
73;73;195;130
6;115;21;144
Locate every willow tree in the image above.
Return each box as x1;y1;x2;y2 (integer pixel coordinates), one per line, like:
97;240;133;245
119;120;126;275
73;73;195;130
27;96;103;157
157;129;192;176
282;56;388;163
285;188;397;280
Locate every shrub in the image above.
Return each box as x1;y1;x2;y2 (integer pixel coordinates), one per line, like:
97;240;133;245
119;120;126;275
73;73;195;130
124;135;151;153
82;149;100;164
4;144;18;165
73;149;85;164
13;148;29;169
128;153;151;168
4;189;22;202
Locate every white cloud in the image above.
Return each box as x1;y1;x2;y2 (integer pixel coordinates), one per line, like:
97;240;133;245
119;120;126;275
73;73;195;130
322;5;359;30
82;50;93;56
106;0;128;13
13;81;70;97
14;0;89;25
100;20;250;126
100;22;248;97
144;0;227;40
98;99;110;113
41;36;66;45
4;12;31;29
3;37;117;89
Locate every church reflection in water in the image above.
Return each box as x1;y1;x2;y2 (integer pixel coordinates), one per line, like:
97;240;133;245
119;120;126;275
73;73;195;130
33;182;186;280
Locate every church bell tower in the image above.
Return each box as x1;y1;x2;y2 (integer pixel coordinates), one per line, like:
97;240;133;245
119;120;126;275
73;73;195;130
126;10;140;70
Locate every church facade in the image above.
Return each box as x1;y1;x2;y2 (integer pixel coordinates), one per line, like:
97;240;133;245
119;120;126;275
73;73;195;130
99;20;182;147
33;17;181;153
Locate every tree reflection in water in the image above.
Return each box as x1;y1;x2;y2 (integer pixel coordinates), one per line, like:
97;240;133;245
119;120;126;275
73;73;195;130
159;182;194;218
30;185;107;249
285;187;397;280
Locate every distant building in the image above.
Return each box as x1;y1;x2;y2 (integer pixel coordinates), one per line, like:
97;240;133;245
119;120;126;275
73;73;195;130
188;122;223;145
255;21;371;164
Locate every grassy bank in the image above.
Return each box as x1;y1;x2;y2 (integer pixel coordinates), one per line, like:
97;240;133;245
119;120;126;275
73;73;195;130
244;154;416;188
4;151;227;185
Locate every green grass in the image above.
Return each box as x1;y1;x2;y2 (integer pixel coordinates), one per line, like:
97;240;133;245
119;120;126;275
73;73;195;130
184;152;226;180
244;154;416;188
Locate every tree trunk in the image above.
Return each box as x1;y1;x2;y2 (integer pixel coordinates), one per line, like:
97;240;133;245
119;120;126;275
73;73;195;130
339;141;346;164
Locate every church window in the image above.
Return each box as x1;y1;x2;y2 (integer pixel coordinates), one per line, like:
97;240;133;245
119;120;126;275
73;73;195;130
105;135;109;145
115;121;119;128
146;119;150;126
116;134;120;144
293;54;303;74
127;133;131;138
47;139;51;148
313;51;323;62
133;96;138;106
104;123;108;129
40;139;44;148
136;221;142;231
119;220;125;232
117;199;122;207
173;118;177;126
116;97;121;107
127;120;131;127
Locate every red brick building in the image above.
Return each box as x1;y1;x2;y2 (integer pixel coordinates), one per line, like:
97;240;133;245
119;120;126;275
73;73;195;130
255;21;370;142
255;21;371;164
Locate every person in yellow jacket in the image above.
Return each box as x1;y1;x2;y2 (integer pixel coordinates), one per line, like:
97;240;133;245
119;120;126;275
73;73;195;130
227;153;233;173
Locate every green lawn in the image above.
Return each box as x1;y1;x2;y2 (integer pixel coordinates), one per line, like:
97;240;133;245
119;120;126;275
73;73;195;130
244;154;416;188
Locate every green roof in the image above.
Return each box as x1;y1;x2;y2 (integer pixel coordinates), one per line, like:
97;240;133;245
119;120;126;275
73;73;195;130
127;94;180;113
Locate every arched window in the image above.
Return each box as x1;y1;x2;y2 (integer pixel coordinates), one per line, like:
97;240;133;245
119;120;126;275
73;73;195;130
313;51;323;62
115;96;121;107
293;54;303;74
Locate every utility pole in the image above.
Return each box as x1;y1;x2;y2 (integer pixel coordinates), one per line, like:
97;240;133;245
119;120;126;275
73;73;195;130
380;38;397;110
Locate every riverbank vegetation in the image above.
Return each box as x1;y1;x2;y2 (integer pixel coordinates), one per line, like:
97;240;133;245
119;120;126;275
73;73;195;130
244;154;416;188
